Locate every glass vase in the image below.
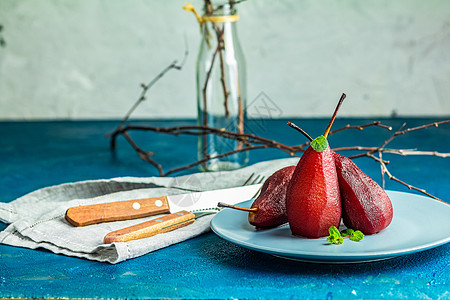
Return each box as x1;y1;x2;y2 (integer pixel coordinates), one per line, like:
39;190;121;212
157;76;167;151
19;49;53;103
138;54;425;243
196;1;248;171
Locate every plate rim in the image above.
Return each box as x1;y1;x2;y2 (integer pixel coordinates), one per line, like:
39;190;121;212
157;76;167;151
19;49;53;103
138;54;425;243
210;190;450;262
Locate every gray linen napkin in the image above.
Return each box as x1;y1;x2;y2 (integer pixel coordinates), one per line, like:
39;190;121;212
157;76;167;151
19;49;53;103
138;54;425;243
0;158;297;264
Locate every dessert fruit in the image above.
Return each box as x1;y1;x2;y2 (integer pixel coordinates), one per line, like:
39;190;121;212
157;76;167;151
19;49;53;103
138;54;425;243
333;152;393;234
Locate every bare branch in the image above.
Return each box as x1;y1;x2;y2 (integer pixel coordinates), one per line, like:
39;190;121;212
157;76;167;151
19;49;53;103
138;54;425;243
108;48;189;137
328;121;392;136
366;153;448;205
111;119;449;203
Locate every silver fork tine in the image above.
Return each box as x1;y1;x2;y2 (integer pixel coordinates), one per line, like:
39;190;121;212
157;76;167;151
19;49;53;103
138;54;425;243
254;175;266;185
195;174;266;213
244;174;266;198
242;173;267;186
250;174;261;185
242;173;255;186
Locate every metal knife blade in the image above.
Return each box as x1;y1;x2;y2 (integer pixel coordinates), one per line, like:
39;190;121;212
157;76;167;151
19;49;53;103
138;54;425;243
65;183;261;227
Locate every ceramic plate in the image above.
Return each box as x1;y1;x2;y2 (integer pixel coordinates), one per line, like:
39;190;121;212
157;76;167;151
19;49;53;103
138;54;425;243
210;190;450;263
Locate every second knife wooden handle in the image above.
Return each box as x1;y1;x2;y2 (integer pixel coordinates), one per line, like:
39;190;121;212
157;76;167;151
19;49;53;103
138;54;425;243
103;210;195;244
65;196;171;227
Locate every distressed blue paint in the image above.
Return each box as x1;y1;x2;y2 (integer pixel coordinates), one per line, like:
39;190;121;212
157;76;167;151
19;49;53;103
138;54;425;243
0;119;449;299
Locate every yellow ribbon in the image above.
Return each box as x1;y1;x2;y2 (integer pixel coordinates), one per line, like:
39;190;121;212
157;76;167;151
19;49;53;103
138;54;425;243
183;2;239;23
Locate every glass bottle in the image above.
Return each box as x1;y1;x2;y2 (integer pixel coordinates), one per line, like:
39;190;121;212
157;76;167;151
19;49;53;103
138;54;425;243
196;1;248;171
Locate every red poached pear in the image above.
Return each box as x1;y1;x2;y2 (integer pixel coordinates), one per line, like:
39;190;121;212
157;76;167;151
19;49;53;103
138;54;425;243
286;136;342;238
248;165;295;228
333;152;393;235
286;94;347;238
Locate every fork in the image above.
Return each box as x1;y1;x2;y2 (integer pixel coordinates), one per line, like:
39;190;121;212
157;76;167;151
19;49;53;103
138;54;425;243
189;173;266;214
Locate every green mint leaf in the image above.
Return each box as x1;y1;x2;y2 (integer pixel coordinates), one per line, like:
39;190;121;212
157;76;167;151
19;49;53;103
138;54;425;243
310;135;329;153
326;235;343;245
327;227;364;245
327;226;344;245
349;230;364;242
328;226;340;237
340;229;354;237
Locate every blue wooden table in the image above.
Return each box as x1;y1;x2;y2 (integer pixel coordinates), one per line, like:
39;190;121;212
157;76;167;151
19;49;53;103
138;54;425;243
1;118;449;299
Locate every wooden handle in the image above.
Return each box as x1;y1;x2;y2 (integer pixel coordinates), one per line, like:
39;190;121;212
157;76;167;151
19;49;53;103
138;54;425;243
103;211;195;244
65;196;171;227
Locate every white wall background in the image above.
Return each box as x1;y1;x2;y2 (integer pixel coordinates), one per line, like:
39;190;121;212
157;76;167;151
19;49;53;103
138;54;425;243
0;0;449;120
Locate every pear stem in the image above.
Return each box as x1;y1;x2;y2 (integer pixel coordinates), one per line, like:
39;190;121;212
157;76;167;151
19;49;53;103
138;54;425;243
217;202;258;213
287;122;313;142
323;93;346;138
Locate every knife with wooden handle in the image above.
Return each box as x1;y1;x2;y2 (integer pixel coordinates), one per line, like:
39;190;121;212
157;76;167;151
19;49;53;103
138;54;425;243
65;183;262;227
103;211;194;244
65;196;171;226
103;210;207;244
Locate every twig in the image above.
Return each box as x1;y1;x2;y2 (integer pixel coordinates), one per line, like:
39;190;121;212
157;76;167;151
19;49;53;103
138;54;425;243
379;151;385;189
332;146;450;160
212;22;230;118
109;47;188;143
165;145;268;176
199;20;226;166
380;149;450;157
378;123;407;150
328;121;392;136
396;120;450;135
112;124;304;156
120;131;163;176
112;115;449;201
367;153;448;204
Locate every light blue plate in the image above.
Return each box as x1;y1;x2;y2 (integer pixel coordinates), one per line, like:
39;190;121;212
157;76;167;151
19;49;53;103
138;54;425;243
210;190;450;263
